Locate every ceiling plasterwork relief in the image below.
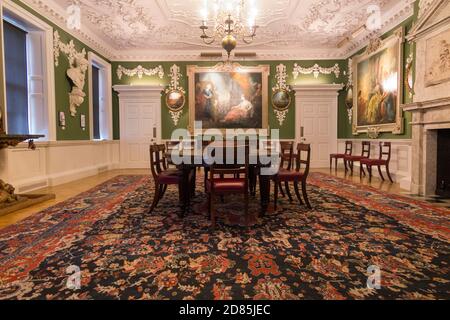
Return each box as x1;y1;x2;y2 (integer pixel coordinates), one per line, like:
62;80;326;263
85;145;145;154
24;0;415;60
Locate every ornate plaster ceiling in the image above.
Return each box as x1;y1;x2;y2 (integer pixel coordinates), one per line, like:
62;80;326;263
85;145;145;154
22;0;415;60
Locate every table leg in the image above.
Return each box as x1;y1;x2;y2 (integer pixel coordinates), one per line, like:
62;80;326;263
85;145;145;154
259;173;270;216
179;166;191;218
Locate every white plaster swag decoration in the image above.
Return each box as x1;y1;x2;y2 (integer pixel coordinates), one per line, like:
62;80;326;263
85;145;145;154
346;58;354;124
292;63;340;79
272;64;292;126
165;64;186;126
53;30;88;117
116;65;164;80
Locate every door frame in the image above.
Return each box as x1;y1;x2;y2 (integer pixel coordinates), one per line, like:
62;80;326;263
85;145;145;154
293;84;343;167
113;85;162;168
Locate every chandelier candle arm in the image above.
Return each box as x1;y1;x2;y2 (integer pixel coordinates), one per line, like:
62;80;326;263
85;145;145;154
199;0;258;58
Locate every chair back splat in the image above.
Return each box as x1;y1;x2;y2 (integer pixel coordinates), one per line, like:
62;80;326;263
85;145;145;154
361;141;371;158
345;141;353;155
280;141;295;170
380;142;392;162
149;144;167;179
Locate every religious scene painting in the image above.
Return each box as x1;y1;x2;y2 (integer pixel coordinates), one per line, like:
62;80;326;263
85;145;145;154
193;71;263;129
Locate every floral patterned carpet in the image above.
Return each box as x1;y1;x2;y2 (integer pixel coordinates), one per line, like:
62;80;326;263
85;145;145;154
0;173;449;300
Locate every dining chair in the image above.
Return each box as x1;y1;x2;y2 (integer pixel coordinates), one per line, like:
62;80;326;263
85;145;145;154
273;143;312;210
330;141;352;171
206;141;250;229
277;141;295;200
149;144;193;214
344;141;371;175
165;140;181;167
360;142;393;182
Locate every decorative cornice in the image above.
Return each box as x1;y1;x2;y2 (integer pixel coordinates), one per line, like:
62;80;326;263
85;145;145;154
22;0;114;59
344;0;415;58
21;0;414;62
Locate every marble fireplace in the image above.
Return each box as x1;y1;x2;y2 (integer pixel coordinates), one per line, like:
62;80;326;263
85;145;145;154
403;0;450;196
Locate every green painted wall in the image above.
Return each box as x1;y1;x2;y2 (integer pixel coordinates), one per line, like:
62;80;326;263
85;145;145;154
338;9;418;140
8;0;110;140
112;60;346;140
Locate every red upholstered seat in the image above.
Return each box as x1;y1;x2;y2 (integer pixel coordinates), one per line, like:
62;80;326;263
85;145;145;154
330;153;346;158
344;155;367;161
274;168;304;181
360;158;387;165
206;178;246;193
157;169;182;184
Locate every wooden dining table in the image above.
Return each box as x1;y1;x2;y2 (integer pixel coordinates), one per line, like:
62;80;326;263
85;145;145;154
168;147;275;217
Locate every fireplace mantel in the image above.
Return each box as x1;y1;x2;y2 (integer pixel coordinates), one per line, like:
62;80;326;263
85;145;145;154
401;0;450;196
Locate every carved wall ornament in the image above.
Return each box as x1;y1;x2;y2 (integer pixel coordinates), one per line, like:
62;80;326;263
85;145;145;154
345;58;354;124
365;37;382;55
292;63;340;80
165;64;186;126
367;127;381;139
116;65;164;80
405;52;415;98
272;64;292;126
54;30;88;117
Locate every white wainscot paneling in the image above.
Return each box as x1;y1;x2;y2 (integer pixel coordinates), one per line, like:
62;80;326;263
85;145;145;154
0;140;120;193
337;139;412;191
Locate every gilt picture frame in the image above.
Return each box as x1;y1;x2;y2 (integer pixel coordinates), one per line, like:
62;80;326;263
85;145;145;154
187;63;270;132
352;27;405;136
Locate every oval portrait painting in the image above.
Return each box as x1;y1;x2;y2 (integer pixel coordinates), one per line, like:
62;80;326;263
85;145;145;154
166;90;185;112
272;90;291;111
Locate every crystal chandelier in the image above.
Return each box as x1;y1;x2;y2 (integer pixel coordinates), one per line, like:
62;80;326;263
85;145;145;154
200;0;258;59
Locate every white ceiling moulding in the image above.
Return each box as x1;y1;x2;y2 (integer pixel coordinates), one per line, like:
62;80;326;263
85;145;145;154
343;0;415;58
21;0;114;59
20;0;415;62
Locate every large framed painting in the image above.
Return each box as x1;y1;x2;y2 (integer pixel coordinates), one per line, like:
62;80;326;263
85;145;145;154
352;27;404;136
187;63;269;131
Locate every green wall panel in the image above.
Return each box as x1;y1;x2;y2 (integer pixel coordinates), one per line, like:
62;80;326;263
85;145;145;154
111;60;346;140
337;12;417;140
9;0;110;140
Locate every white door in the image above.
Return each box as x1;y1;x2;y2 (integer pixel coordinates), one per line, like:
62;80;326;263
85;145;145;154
121;101;157;168
299;100;332;168
294;85;341;168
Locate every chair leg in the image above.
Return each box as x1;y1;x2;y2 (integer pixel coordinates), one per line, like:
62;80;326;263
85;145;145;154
360;163;366;176
204;168;209;193
244;192;249;227
160;184;167;199
278;181;285;197
301;180;312;209
285;181;293;202
274;179;278;210
207;193;212;220
344;159;348;172
294;181;304;205
350;161;354;174
368;165;373;182
210;194;216;229
377;165;385;181
149;183;162;213
386;165;394;183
